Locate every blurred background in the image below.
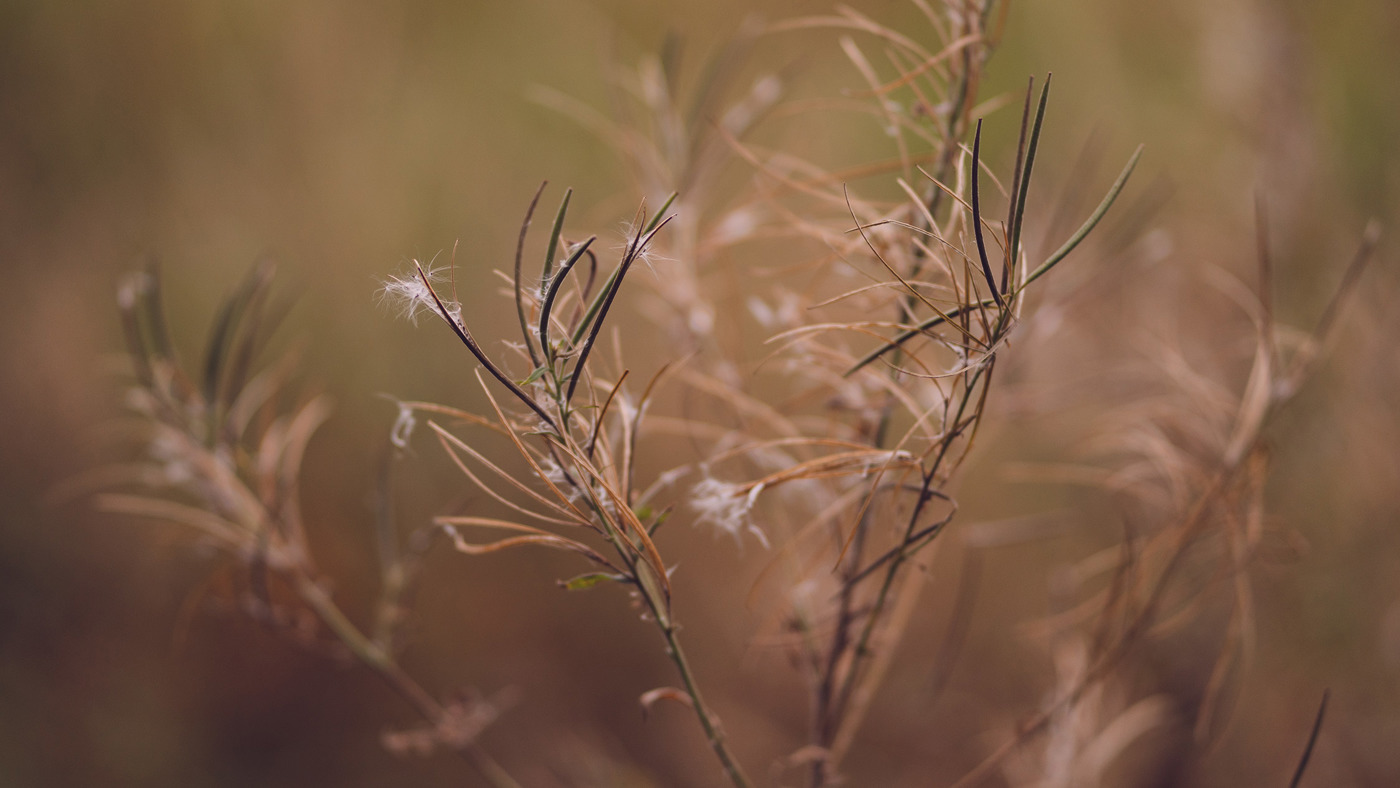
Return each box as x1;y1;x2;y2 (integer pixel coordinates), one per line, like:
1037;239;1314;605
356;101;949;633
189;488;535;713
1;0;1396;785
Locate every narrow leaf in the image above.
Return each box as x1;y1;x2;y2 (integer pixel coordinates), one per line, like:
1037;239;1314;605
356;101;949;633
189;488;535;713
1288;690;1329;788
969;119;1005;308
414;262;558;430
539;235;597;361
560;572;622;591
542;188;573;287
1009;74;1052;283
1003;76;1034;294
1019;144;1144;290
642;192;678;236
514;182;548;367
566;216;673;404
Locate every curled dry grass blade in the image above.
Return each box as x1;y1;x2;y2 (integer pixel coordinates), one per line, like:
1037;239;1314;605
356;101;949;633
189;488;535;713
428;421;585;527
437;517;623;573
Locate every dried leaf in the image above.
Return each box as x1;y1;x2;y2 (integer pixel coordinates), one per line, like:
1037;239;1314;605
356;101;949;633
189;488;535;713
640;686;694;718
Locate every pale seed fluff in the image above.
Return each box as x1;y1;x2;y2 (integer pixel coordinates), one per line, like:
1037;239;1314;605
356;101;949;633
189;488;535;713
689;476;769;548
388;399;416;451
713;206;760;245
380;261;461;326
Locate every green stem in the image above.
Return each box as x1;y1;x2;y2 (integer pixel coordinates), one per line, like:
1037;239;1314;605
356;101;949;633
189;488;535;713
658;615;754;788
606;516;754;787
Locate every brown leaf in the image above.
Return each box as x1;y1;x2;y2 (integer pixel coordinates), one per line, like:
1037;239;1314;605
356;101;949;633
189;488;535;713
639;686;693;719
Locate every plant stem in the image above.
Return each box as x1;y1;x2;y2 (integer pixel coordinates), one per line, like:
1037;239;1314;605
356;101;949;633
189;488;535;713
828;356;995;740
658;618;754;788
294;573;525;788
576;472;753;788
626;542;753;787
811;10;998;780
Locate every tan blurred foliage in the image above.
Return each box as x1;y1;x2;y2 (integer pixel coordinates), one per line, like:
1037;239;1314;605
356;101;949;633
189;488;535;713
1;1;1396;786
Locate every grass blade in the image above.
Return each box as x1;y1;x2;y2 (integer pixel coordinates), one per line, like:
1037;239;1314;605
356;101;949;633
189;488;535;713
1003;76;1034;293
542;188;573;289
969;120;1005;309
538;236;597;362
566;216;673;404
643;192;679;236
515;182;548;368
1019;143;1144;291
1009;74;1051;283
202;261;274;416
1288;690;1329;788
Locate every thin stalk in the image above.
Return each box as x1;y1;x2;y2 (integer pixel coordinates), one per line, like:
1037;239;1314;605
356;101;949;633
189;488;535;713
813;10;996;783
561;454;751;788
811;500;874;787
645;585;754;788
293;573;524;788
1289;691;1330;788
546;456;752;788
829;354;997;733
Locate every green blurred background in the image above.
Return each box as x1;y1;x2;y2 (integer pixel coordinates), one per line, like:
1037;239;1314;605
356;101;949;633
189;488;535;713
1;0;1396;785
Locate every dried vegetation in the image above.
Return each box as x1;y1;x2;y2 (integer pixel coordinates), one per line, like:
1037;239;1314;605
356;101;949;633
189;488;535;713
100;2;1381;786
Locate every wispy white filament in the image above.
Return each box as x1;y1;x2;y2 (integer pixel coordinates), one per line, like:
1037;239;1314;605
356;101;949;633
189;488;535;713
379;261;461;326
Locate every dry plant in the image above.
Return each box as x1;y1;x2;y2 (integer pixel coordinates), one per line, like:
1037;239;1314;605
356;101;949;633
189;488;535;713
102;261;523;788
97;2;1379;786
969;206;1379;788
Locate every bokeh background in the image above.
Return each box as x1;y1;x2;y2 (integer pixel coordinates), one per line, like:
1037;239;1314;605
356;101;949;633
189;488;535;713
2;0;1397;785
